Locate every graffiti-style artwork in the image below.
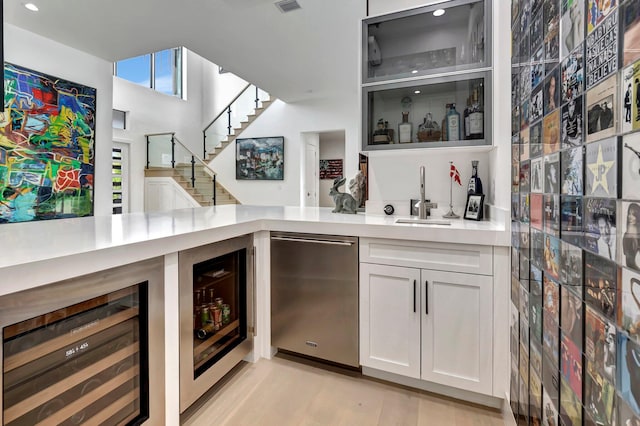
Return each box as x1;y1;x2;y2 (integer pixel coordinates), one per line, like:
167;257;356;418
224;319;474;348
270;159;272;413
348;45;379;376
0;63;96;223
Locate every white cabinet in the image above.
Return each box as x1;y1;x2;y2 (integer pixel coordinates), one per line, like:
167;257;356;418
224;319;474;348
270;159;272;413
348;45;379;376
359;263;421;378
359;238;494;396
421;269;492;395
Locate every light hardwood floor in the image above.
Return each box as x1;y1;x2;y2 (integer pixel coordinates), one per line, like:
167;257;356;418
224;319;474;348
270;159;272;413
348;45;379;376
181;355;506;426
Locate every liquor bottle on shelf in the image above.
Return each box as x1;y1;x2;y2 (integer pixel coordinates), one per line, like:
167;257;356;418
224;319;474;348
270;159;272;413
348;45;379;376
398;112;412;143
441;104;450;141
446;104;461;141
469;86;484;140
464;97;471;140
196;323;217;339
467;160;484;195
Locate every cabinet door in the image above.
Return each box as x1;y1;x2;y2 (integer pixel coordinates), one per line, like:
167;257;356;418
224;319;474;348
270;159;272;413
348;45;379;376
421;269;492;394
360;263;421;378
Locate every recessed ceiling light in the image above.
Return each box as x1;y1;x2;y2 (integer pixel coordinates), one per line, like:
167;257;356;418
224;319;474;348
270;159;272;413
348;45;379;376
24;3;39;11
414;90;421;94
411;70;418;74
433;9;445;17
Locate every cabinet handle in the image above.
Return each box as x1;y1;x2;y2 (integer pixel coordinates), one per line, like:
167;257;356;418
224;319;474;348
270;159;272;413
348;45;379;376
413;280;416;313
425;281;429;315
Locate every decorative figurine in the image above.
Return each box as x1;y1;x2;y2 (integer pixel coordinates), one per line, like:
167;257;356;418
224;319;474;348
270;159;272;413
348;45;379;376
372;118;392;144
330;177;358;214
468;160;484;195
348;170;366;209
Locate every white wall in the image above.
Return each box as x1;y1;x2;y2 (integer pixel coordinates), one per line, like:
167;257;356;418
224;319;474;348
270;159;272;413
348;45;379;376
209;97;360;206
319;133;346;207
4;24;114;217
112;49;248;212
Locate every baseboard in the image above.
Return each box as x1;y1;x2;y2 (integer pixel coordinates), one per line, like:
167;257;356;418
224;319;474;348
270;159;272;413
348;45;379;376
362;366;502;410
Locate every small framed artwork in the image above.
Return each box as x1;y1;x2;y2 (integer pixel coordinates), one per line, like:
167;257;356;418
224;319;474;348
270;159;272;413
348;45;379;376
235;136;284;180
464;194;484;221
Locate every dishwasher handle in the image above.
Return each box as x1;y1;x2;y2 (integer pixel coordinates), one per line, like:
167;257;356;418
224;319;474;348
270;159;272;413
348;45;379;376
271;235;355;246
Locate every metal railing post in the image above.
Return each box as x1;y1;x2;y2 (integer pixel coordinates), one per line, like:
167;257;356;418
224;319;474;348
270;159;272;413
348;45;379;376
212;175;217;206
190;156;196;188
227;107;232;136
170;134;176;168
255;86;259;109
146;135;150;169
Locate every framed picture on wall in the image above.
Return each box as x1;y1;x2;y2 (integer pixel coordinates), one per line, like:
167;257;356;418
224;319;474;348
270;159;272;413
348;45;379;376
235;136;284;180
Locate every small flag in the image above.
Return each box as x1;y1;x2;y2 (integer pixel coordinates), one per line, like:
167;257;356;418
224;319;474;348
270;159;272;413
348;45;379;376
450;163;462;186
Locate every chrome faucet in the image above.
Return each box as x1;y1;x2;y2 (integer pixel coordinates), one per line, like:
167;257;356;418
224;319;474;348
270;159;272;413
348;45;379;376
418;166;437;219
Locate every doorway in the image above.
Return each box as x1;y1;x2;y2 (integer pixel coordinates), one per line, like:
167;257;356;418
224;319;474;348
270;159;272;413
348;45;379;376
318;131;346;208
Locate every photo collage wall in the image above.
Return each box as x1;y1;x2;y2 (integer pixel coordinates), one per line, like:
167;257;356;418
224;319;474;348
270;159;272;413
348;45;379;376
510;0;640;425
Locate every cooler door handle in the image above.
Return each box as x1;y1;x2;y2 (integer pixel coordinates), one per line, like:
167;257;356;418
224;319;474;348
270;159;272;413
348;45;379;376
413;280;416;313
425;281;429;315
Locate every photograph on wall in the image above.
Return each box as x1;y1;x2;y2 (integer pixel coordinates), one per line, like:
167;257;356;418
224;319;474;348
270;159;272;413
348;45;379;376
521;0;531;37
542;378;560;426
513;105;521;135
585;306;617;383
560;376;582;426
584;360;616;425
513;70;520;106
617;394;640;426
521;282;531;325
620;59;640;134
532;227;546;268
544;233;561;280
586;0;617;34
531;120;544;157
520;250;531;280
586;8;619;89
0;63;96;223
531;86;544;123
544;151;560;192
519;367;530;422
561;332;583;399
532;47;546;90
521;99;531;131
531;193;544;230
520;194;531;224
544;273;561;324
561;46;585;104
530;370;543;425
532;10;545;53
586;74;617;143
561;146;583;195
521;63;533;100
544;310;561;366
511;357;520;418
560;285;583;348
521;160;531;193
617;333;640;415
544;0;561;63
235;136;284;180
544;66;560;116
560;195;583;246
585;250;618;321
513;146;521;192
521;127;530;161
544;109;561;154
520;318;531;356
585;136;619;198
622;201;640;271
544;193;561;236
520;340;530;390
620;267;640;341
560;0;585;59
560;239;582;289
584;197;617;261
621;132;640;203
561;95;583;147
622;0;640;67
531;156;543;193
532;338;543;375
531;266;544;343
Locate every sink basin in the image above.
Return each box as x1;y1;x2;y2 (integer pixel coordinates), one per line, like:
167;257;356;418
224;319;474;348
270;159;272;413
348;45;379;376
395;218;451;226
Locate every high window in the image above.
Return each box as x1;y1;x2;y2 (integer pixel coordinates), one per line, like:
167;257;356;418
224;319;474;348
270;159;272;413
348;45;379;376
115;47;184;98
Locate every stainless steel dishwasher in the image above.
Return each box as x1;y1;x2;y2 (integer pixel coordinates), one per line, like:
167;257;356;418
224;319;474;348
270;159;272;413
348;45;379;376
270;232;359;367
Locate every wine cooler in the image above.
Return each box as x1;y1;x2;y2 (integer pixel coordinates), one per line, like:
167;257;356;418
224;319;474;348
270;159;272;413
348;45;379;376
178;234;254;413
0;257;165;425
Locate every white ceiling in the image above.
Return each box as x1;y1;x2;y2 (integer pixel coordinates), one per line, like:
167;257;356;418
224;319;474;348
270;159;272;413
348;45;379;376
3;0;366;102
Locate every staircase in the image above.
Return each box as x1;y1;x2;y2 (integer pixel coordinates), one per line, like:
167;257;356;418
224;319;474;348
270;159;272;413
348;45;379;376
204;97;274;163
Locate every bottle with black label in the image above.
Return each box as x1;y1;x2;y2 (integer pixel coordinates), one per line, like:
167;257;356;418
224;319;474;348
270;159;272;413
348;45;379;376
469;86;484;140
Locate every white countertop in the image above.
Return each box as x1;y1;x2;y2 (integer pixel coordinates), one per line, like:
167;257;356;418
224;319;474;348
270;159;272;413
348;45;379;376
0;205;509;296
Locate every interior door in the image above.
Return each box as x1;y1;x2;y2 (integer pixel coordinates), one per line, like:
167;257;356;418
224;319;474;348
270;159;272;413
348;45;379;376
303;135;318;207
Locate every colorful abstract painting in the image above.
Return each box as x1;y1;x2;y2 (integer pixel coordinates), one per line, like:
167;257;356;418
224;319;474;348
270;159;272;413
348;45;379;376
0;63;96;223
